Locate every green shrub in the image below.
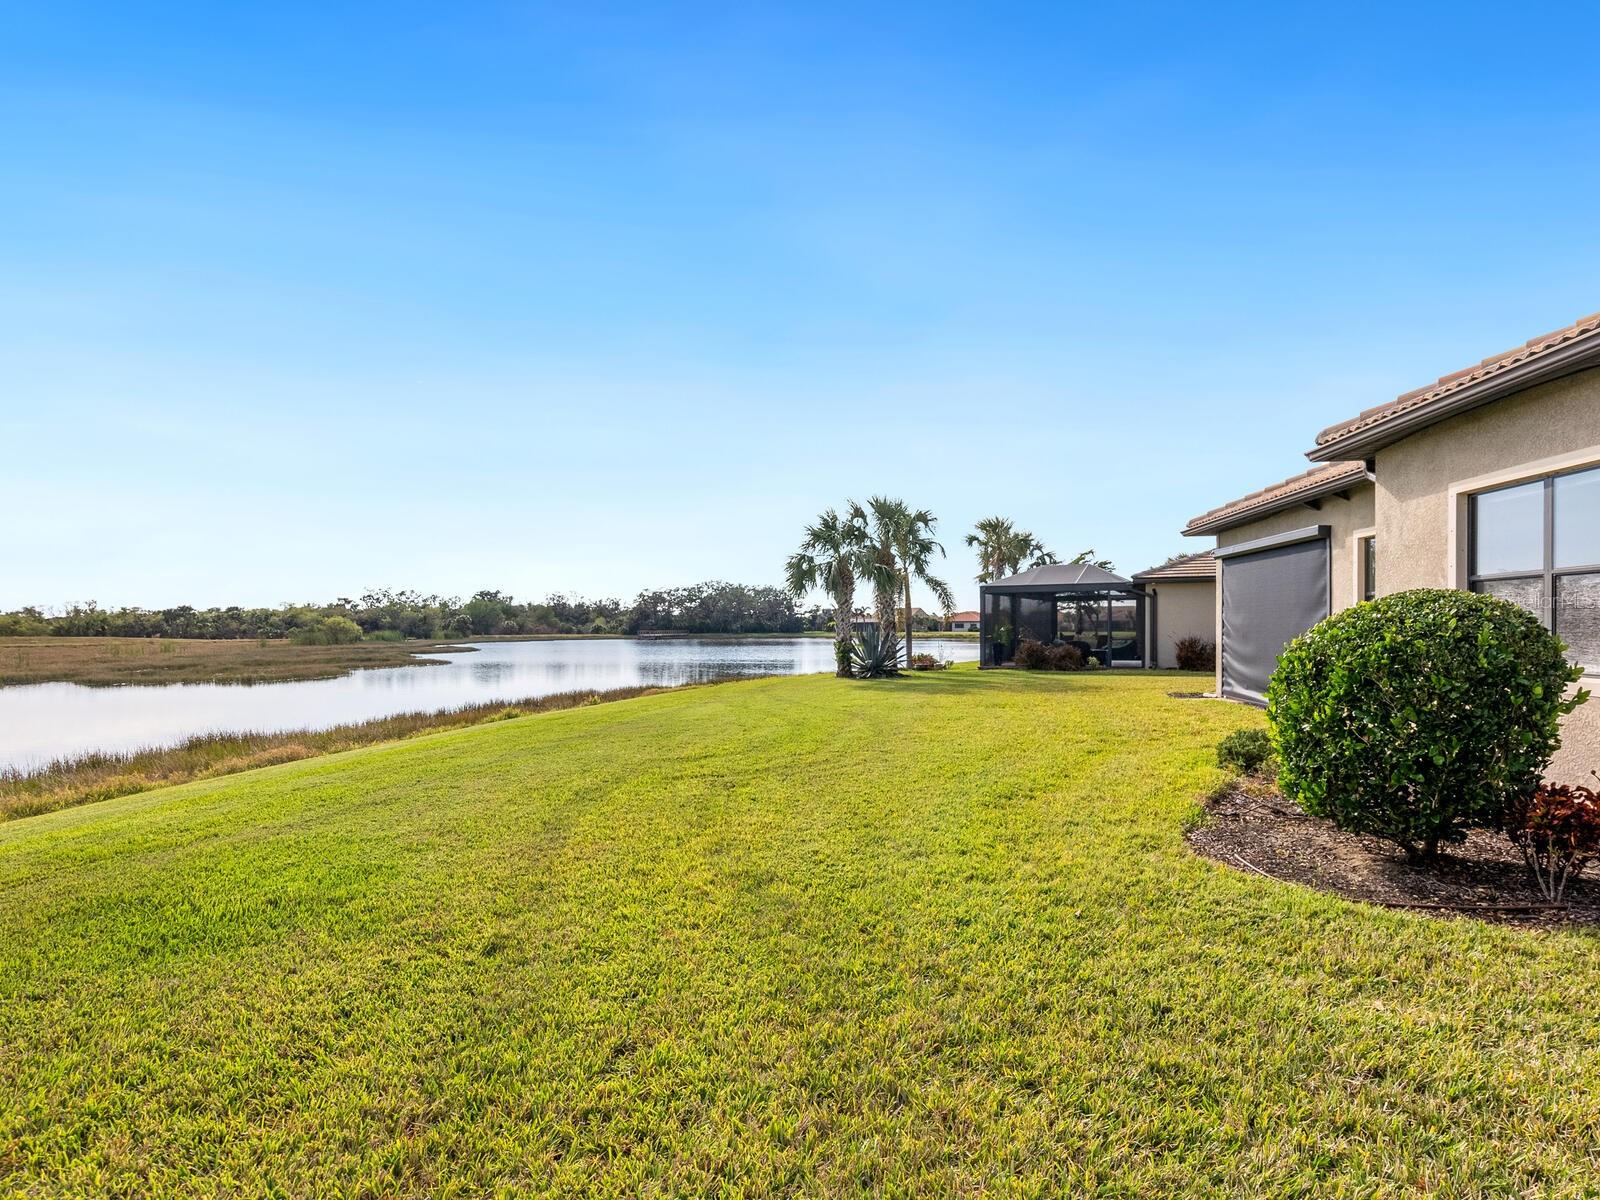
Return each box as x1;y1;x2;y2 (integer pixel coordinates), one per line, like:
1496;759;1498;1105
1267;588;1587;861
1013;640;1084;671
1217;728;1274;774
1175;636;1215;672
0;611;50;637
1047;643;1084;671
1013;639;1051;670
290;616;363;646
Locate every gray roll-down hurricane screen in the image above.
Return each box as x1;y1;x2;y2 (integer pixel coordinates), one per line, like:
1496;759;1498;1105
1220;537;1330;705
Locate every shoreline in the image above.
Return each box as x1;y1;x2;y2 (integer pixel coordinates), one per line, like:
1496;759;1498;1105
0;630;979;687
0;681;721;822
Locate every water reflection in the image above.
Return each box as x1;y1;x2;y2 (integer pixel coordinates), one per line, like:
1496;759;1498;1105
0;637;978;771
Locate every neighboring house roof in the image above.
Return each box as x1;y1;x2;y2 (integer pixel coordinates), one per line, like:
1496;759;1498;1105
981;562;1132;592
1132;550;1216;582
1183;461;1369;536
947;610;980;621
1310;311;1600;461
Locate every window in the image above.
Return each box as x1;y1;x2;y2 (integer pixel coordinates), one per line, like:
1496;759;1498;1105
1469;464;1600;670
1359;535;1376;602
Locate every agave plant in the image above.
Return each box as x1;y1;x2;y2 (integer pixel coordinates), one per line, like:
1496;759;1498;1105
848;624;902;679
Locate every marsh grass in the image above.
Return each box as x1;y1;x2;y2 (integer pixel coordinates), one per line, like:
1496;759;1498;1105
0;635;475;686
0;685;673;820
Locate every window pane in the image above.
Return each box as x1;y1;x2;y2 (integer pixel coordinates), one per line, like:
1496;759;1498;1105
1108;598;1141;661
1362;536;1376;602
1556;573;1600;669
1059;597;1105;653
1473;575;1544;623
1555;466;1600;569
1472;480;1544;575
1016;595;1055;644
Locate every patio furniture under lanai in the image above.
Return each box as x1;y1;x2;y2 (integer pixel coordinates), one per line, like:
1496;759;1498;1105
978;562;1148;668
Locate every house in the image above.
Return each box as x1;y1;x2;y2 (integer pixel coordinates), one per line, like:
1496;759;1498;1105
1186;312;1600;780
946;610;981;632
1131;551;1217;668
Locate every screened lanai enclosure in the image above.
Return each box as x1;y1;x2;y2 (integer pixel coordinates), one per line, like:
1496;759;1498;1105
978;562;1148;668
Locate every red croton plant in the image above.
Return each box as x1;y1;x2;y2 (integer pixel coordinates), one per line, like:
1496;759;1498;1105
1507;773;1600;903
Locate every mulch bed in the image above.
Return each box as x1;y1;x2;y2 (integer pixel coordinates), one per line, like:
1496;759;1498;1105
1189;781;1600;929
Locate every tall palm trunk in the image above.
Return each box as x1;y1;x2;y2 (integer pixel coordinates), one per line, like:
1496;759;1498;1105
833;586;853;678
873;549;897;646
903;576;914;664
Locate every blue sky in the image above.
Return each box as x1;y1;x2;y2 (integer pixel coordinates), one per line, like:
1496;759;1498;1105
5;2;1600;613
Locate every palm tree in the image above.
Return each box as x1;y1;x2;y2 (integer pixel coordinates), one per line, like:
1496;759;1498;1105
866;497;956;665
785;504;875;677
964;516;1011;583
1068;549;1115;572
865;497;906;640
888;506;955;666
965;517;1056;583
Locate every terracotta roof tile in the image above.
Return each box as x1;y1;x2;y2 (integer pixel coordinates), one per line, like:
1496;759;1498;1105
1183;461;1368;535
1314;311;1600;450
1132;550;1216;581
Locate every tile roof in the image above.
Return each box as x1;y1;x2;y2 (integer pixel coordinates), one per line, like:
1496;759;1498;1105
1183;461;1369;536
947;611;980;621
1313;311;1600;456
1132;550;1216;581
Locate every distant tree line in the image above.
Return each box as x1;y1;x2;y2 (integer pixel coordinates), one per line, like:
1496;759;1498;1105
0;583;834;641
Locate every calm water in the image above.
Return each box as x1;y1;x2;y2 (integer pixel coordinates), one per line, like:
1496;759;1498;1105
0;637;978;772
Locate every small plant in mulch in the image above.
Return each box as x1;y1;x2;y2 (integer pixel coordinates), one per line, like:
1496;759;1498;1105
907;653;950;671
1216;729;1275;776
1507;779;1600;903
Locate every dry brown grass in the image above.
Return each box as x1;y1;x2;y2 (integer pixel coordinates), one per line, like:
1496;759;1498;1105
0;685;668;821
0;636;474;686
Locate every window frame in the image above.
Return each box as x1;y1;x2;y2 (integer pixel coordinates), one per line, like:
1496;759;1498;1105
1467;463;1600;668
1353;530;1377;603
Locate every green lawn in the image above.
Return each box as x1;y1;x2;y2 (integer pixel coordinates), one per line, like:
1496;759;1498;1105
3;668;1599;1197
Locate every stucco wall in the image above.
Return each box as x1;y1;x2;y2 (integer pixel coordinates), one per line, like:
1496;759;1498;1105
1146;578;1216;669
1373;365;1600;590
1372;364;1600;783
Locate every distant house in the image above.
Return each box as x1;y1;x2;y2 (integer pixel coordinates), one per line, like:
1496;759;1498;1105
946;610;981;632
1184;311;1600;781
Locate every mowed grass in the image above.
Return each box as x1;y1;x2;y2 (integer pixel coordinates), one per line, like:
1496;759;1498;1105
2;668;1599;1197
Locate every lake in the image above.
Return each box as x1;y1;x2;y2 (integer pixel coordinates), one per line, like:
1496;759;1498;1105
0;636;979;772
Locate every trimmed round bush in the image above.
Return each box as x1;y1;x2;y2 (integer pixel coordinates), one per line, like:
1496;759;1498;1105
1267;588;1586;861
